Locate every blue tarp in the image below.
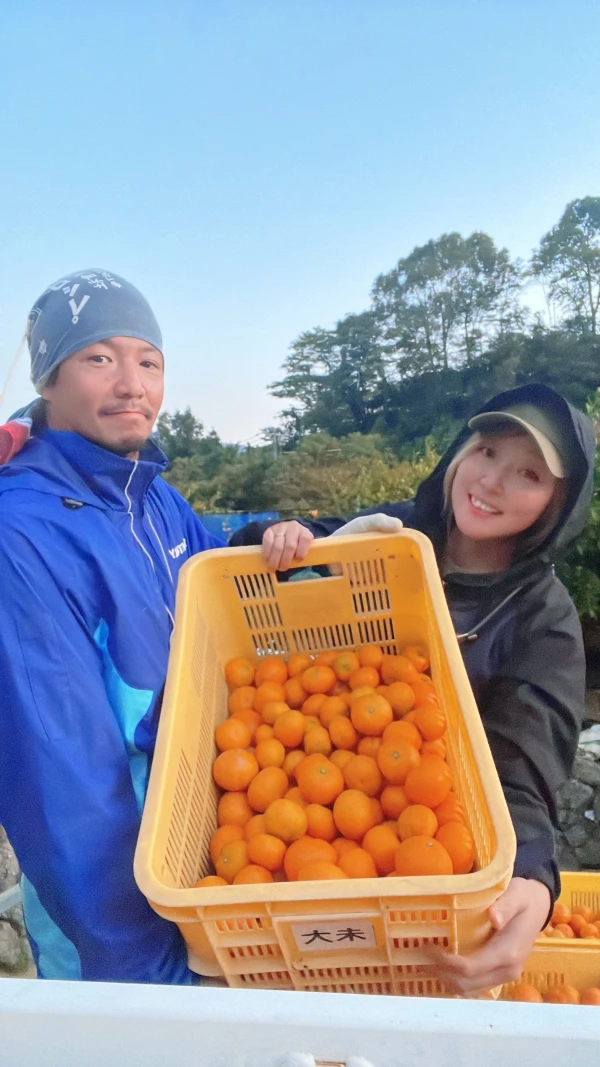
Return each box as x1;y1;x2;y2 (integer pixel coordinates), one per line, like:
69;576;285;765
199;512;280;541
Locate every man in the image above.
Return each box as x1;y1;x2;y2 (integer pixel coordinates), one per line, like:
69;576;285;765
0;269;225;983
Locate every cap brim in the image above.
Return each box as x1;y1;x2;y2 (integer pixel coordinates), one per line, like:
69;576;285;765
467;412;565;478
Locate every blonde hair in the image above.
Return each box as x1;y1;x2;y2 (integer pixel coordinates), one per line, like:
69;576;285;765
442;427;569;560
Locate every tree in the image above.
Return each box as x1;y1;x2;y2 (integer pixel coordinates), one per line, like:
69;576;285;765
269;312;386;437
532;197;600;334
372;232;523;376
157;408;206;460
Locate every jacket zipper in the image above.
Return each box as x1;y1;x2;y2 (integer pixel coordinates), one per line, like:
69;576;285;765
124;462;175;627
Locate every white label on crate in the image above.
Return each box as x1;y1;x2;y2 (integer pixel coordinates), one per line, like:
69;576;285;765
291;920;376;952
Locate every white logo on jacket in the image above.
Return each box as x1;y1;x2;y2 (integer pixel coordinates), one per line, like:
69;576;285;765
168;539;187;559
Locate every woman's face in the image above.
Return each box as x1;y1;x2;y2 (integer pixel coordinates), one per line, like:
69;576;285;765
450;431;558;544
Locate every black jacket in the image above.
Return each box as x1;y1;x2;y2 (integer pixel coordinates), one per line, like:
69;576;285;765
231;384;597;902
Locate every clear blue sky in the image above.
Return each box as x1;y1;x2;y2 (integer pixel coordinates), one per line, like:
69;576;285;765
1;1;599;442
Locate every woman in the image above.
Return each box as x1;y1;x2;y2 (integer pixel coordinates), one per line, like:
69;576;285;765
231;383;597;993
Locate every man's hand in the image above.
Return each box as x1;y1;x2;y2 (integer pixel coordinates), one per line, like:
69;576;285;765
262;521;315;571
421;877;551;995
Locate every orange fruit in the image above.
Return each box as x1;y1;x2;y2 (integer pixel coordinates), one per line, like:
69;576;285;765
287;653;314;677
255;723;275;744
551;901;572;926
410;676;437;705
303;714;321;733
215;717;252;752
264;798;308;842
405;755;453;808
362;822;399;875
553;923;575;938
370;797;383;825
581;988;600;1005
330;749;355;772
421;738;446;759
261;700;290;726
283;749;306;779
412;704;446;742
195;875;228;887
319;695;350;727
305;803;337;841
348;666;380;690
331;680;351;697
433;792;465;826
255;738;286;769
225;657;256;690
545;986;580;1004
579;922;600;939
351;693;393;736
435;821;475;874
333;789;376;840
338;847;378;878
255;655;288;687
358;645;384;670
342;754;382;796
217;791;253;828
247;767;289;812
297;861;349;880
348;685;376;703
215;839;250;882
302;693;327;718
383;720;422;749
329;715;358;751
247;832;287;871
313;651;337;667
386;682;416;717
332;651;360;682
397;804;439;841
380;785;409;820
284;676;308;708
285;786;308;807
213;749;259;792
304;724;333;756
209;824;245;865
377;741;421;785
509;983;543;1003
332;837;359;859
244;814;266;840
254;681;287;713
296;754;345;805
381;655;419;686
572;905;594;923
402;645;430;673
284;836;337;880
357;736;382;758
229;706;262;741
302;665;336;694
228;686;258;715
273;709;306;748
569;915;588;935
233;864;274;884
394;836;453;877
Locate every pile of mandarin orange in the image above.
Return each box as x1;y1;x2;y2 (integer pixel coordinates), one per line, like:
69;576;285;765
508;983;600;1005
539;900;600;941
198;644;476;887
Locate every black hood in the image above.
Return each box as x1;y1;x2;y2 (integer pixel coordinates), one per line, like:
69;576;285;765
411;383;597;559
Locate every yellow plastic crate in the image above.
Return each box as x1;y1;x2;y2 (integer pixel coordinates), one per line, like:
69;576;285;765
134;531;516;996
504;872;600;998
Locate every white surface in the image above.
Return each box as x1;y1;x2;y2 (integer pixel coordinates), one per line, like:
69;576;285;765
1;981;600;1067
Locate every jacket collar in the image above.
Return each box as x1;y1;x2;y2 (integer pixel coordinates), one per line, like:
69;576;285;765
2;429;169;512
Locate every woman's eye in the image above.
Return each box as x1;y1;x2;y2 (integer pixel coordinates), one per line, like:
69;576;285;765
522;469;539;482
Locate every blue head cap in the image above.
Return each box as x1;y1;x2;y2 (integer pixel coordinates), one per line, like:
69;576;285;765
27;268;163;392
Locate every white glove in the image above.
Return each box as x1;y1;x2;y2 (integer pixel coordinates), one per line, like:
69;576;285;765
331;513;404;536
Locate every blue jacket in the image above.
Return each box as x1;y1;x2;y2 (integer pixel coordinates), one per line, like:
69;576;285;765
0;429;225;983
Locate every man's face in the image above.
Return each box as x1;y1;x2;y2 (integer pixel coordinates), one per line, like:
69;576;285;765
42;336;164;456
